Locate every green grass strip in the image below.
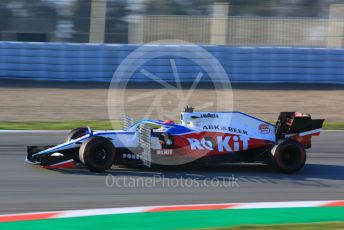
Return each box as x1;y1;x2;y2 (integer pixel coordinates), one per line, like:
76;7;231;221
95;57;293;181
0;120;343;130
0;120;119;130
209;222;344;230
322;121;344;130
0;207;343;230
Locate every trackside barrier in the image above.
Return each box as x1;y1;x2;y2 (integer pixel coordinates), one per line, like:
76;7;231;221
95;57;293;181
0;42;343;84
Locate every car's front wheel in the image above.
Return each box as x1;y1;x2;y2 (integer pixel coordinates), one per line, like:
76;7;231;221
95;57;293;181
79;136;116;172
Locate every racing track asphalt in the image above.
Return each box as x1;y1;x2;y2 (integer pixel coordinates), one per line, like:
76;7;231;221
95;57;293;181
0;131;343;214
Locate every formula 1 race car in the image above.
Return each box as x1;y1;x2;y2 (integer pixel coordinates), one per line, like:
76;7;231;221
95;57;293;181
26;107;324;173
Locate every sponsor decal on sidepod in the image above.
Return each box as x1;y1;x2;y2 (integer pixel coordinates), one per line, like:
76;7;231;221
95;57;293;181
187;135;249;152
259;123;270;134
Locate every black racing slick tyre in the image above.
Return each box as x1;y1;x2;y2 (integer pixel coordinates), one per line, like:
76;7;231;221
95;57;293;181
270;139;306;174
65;127;89;142
79;136;116;172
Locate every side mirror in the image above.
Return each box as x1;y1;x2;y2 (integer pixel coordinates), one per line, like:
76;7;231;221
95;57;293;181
124;115;134;130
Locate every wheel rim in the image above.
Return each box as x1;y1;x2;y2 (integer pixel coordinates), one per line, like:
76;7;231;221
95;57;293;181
281;145;303;168
90;146;112;165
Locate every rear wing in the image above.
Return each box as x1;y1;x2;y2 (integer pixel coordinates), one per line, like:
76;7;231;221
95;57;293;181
275;112;325;147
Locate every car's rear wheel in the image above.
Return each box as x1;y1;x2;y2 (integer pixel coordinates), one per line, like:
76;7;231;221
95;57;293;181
270;139;306;173
65;127;88;142
79;136;116;172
